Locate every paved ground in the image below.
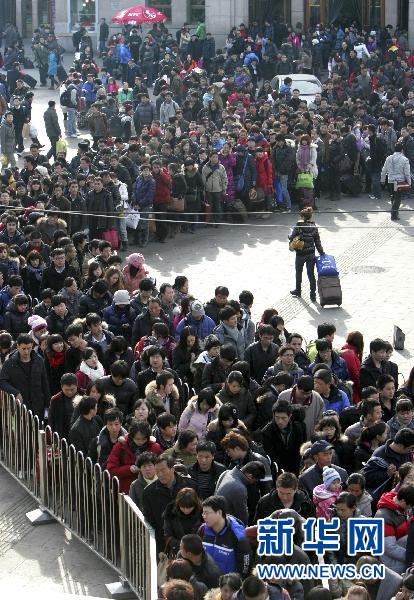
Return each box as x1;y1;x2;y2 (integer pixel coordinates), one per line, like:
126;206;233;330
22;58;414;382
0;465;118;597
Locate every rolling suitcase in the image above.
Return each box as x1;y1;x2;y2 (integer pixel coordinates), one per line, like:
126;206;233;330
318;275;342;307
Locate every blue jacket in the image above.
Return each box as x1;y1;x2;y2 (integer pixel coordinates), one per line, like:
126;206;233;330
0;286;13;327
82;81;97;103
102;303;136;337
175;313;215;342
47;51;58;77
322;385;350;414
199;515;251;577
308;351;349;381
133;175;156;209
119;44;132;65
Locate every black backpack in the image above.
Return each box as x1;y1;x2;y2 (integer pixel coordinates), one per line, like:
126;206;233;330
60;88;73;107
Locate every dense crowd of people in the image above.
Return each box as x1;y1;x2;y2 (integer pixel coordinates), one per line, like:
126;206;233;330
1;14;414;600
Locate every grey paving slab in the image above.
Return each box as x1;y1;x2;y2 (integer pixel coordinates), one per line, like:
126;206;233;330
0;466;119;596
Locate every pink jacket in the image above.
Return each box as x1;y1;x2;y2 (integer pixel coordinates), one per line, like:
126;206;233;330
122;264;149;296
313;484;340;520
178;397;222;439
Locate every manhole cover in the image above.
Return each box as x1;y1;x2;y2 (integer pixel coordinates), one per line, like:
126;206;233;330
349;265;386;274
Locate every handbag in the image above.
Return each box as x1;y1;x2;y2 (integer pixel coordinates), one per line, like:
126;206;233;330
168;197;185;212
289;236;304;252
125;204;140;229
295;171;314;189
101;228;119;249
56;139;68;154
0;154;8;167
395;181;411;193
22;122;30;139
234;154;249;192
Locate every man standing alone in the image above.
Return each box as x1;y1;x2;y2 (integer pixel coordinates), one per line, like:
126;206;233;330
43;100;61;159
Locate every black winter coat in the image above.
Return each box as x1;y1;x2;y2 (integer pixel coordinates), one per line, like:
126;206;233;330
255;488;315;521
163;502;202;553
289;220;324;256
78;289;112;318
4;302;30;338
261;419;307;474
360;355;390;389
41;263;80;294
201;355;233;393
46;310;74;335
142;473;198;551
272;143;296;176
0;350;50;419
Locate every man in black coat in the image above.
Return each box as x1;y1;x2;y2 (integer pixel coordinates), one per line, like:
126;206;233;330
188;441;227;500
255;471;315;521
142;455;197;551
244;325;278;383
41;248;80;293
201;345;237;393
261;399;307;475
86;177;115;240
360;338;390;389
131;297;170;346
0;333;50;419
69;396;102;456
78;280;112;318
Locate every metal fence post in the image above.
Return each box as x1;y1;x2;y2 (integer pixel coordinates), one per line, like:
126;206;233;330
37;430;48;506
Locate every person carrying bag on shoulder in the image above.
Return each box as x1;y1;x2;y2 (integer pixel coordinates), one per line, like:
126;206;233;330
381;142;411;221
289;207;324;303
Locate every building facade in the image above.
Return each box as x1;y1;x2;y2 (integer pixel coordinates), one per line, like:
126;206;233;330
7;0;414;50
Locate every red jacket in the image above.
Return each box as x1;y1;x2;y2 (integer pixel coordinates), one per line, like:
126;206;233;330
376;491;411;540
106;434;161;493
153;168;171;205
340;343;361;404
255;153;273;193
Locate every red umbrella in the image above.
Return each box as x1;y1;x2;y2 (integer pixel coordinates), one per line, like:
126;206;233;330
112;5;167;24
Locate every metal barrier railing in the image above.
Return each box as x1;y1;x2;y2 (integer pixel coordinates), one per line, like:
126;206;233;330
0;390;157;600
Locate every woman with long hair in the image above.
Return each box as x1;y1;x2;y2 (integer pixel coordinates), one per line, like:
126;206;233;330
75;347;105;390
354;421;388;471
206;402;246;463
125;399;156;429
217;370;256;429
104;265;126;294
106;420;161;493
44;333;67;395
82;261;104;291
171;326;201;386
163;488;202;554
341;331;364;404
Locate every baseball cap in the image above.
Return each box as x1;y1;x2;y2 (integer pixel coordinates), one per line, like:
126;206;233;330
309;440;334;456
191;300;205;317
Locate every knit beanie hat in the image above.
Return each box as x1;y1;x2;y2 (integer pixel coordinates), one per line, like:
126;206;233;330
323;466;340;488
126;253;145;268
28;315;48;332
